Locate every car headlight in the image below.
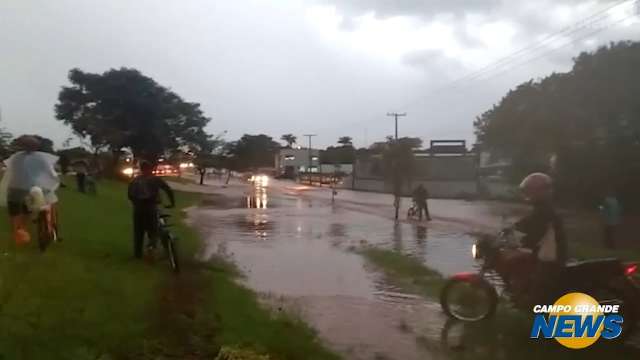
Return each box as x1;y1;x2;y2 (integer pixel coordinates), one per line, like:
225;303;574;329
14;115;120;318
122;167;134;176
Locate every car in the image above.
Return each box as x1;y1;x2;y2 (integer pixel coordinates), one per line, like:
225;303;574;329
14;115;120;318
248;174;269;187
153;164;180;177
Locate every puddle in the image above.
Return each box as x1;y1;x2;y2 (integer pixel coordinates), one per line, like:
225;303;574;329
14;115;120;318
189;181;640;359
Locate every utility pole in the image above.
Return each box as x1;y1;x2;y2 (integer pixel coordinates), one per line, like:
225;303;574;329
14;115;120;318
387;112;406;141
303;134;317;173
386;112;406;220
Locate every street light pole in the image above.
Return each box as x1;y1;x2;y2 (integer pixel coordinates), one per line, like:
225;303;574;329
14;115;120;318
303;134;317;173
386;112;406;220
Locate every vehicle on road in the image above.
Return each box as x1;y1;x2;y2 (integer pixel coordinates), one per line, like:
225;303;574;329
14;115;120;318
248;174;270;187
153;163;180;177
440;230;640;335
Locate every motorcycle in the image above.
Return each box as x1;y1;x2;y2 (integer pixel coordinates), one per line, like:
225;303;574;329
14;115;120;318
440;230;640;335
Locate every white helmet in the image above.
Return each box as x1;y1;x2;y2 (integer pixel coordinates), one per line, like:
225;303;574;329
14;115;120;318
519;172;553;201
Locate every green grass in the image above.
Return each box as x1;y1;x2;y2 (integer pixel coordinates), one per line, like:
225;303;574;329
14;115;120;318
360;247;445;297
0;179;339;359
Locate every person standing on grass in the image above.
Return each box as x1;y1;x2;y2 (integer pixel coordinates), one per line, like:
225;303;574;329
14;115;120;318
75;162;87;193
412;184;432;221
600;188;621;249
127;161;175;259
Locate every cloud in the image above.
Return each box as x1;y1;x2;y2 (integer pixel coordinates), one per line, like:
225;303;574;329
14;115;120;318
318;0;501;20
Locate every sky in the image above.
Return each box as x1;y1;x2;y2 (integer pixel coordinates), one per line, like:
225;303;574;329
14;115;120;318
1;0;639;149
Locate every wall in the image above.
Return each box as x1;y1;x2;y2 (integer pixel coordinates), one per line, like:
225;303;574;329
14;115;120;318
347;153;479;198
345;177;476;198
319;163;353;174
275;148;320;174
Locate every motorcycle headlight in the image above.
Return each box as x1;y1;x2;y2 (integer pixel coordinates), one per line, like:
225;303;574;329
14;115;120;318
472;243;478;259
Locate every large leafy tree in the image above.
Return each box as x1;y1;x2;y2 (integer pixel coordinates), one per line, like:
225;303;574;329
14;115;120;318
10;134;54;153
55;68;211;163
224;134;280;171
475;41;640;208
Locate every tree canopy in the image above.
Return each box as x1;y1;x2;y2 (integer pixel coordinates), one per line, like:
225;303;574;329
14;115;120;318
0;124;11;159
10;135;54;153
337;136;353;147
55;67;211;161
475;41;640;208
280;134;297;148
224;134;280;171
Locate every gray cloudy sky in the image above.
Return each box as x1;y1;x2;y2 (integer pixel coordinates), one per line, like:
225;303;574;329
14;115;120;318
1;0;639;149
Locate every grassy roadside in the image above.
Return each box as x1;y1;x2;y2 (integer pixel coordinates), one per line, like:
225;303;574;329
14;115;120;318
0;179;339;359
360;247;445;299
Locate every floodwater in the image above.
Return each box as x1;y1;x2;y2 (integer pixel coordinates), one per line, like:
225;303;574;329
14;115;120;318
185;179;640;360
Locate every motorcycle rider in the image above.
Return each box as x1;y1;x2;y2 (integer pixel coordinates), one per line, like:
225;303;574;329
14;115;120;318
512;172;568;304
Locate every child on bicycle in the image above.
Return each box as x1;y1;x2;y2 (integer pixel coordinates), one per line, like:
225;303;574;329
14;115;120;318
127;161;175;259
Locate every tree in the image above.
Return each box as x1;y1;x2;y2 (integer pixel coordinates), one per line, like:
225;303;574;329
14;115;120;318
475;41;640;209
55;67;211;167
225;134;280;171
280;134;297;148
337;136;353;147
191;134;224;185
0;122;11;159
382;137;416;219
10;135;54;153
57;147;92;174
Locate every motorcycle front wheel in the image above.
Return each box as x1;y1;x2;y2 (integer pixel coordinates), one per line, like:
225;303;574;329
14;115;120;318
441;277;498;322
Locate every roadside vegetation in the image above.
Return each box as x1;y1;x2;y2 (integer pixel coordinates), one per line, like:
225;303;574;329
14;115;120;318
0;179;339;359
360;247;444;298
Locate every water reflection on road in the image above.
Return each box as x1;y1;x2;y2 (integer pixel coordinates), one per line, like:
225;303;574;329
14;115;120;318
189;180;640;359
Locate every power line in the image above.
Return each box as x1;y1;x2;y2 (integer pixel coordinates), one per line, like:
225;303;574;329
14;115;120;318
309;0;639;142
399;0;639;111
456;11;639;86
447;0;634;86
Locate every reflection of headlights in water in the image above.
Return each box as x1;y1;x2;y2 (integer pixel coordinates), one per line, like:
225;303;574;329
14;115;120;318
472;243;477;259
256;192;268;208
252;175;269;187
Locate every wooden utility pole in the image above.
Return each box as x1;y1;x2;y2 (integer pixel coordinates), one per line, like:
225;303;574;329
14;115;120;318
387;112;406;220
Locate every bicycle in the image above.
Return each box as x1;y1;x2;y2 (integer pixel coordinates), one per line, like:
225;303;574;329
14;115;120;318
36;205;59;251
158;210;180;273
26;186;59;252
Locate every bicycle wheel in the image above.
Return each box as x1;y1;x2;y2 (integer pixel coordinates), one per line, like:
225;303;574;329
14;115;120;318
37;211;52;252
166;235;180;273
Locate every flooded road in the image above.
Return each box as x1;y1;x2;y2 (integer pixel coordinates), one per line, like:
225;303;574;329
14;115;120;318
183;179;640;360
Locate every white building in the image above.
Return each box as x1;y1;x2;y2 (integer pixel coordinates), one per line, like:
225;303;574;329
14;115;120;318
275;148;320;177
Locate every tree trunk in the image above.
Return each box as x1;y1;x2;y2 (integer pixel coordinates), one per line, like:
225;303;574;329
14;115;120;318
199;169;205;185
